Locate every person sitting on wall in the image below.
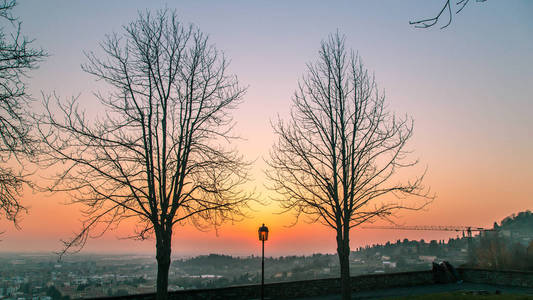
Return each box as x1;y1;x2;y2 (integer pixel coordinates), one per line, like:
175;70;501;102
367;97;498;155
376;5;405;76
442;261;462;283
432;261;462;284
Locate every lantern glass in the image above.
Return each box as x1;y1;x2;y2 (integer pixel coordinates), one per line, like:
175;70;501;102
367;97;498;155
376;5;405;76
258;224;269;241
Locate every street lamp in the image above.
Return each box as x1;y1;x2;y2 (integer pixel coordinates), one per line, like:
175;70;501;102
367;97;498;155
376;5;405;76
258;224;269;300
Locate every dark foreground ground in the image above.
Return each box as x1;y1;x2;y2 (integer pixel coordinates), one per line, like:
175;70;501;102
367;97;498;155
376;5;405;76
292;282;533;299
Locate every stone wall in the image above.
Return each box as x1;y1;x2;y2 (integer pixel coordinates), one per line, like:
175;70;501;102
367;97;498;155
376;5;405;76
458;268;533;288
88;268;533;300
90;270;434;300
170;271;434;300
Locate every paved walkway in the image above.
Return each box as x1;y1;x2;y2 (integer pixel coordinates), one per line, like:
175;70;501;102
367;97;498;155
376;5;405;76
291;282;533;299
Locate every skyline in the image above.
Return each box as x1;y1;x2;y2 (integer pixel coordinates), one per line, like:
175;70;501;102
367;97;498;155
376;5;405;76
0;0;532;257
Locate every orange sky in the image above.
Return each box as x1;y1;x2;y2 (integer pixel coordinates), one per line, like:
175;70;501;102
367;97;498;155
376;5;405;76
1;158;529;257
1;0;532;257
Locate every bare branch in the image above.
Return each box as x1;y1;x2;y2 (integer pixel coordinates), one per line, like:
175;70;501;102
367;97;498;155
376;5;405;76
410;0;487;29
0;0;46;230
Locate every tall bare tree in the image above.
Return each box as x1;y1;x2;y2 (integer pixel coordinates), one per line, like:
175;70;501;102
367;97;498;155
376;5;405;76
0;0;45;229
267;32;431;300
36;10;250;299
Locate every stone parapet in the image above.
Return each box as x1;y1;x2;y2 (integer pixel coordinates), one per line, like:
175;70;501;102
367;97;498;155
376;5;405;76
88;268;533;299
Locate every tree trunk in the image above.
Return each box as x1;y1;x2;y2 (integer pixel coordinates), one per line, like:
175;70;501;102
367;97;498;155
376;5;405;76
337;234;351;300
156;229;172;300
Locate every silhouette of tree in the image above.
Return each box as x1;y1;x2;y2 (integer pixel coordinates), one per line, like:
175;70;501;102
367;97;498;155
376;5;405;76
410;0;487;29
473;233;508;269
0;0;46;229
267;32;431;300
36;9;250;300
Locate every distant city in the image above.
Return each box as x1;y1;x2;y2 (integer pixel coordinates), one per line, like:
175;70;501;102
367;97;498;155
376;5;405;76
2;211;532;299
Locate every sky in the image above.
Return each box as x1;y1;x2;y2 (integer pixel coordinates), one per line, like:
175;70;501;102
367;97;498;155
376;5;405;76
0;0;532;257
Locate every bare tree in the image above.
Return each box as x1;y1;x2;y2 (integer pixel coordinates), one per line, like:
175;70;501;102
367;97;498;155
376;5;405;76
267;32;432;300
0;0;45;229
36;10;250;300
410;0;487;29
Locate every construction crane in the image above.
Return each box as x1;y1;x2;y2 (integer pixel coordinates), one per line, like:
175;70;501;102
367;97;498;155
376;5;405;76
362;225;495;238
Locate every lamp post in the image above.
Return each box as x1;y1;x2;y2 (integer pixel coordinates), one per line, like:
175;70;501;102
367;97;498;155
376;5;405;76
258;224;269;300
